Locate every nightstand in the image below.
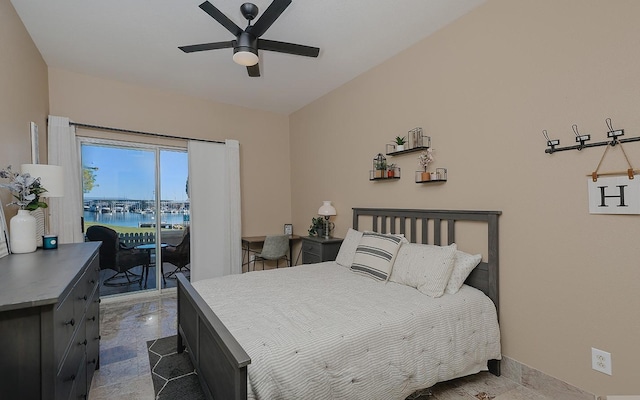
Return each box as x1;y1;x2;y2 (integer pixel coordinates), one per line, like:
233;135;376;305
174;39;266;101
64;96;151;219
301;236;344;264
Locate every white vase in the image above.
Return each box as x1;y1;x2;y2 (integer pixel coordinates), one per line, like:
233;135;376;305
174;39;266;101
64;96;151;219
396;145;405;151
10;210;37;253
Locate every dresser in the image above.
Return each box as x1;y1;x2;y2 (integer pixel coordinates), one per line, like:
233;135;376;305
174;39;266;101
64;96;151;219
301;236;344;264
0;242;101;400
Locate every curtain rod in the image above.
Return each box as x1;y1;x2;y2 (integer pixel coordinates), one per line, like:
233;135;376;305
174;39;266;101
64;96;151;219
69;122;225;144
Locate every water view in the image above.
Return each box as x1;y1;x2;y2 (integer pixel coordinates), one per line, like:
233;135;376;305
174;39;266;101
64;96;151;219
83;210;189;229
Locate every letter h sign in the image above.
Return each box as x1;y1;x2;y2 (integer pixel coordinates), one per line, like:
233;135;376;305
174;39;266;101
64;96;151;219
588;176;640;214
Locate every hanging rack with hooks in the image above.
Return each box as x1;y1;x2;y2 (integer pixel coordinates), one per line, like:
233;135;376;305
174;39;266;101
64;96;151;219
543;118;639;154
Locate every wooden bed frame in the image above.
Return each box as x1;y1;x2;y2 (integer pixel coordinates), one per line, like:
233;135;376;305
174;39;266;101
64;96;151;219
176;208;501;400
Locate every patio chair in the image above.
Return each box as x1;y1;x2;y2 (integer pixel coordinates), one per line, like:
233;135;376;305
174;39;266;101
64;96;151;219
253;234;289;271
162;227;190;279
86;225;150;286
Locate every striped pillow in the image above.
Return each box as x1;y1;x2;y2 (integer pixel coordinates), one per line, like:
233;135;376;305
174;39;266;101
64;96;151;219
350;232;403;281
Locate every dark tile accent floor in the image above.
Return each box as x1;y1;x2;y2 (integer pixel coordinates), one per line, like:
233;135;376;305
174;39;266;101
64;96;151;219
147;336;205;400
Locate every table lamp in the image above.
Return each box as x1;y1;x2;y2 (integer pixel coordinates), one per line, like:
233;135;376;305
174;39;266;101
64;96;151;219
21;164;64;248
317;201;336;239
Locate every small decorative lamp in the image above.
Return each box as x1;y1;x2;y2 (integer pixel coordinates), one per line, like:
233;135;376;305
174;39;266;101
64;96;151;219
317;201;337;239
21;164;64;248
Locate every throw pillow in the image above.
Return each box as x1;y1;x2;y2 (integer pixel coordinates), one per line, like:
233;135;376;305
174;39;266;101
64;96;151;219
389;242;457;297
350;232;403;281
335;228;363;267
445;250;482;294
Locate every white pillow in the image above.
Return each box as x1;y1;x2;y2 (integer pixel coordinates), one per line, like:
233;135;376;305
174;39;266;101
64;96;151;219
335;228;363;267
445;250;482;294
389;243;457;297
350;232;403;281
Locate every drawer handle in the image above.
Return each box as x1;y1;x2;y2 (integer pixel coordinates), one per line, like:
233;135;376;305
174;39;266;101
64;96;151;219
65;374;76;382
88;316;96;322
79;339;87;346
90;279;96;284
78;294;88;301
65;318;75;327
88;358;97;365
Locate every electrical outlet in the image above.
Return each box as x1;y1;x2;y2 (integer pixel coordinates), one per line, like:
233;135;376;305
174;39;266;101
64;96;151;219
592;347;612;375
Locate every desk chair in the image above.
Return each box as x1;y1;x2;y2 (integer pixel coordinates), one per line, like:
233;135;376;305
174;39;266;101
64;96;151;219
253;234;289;271
86;225;150;286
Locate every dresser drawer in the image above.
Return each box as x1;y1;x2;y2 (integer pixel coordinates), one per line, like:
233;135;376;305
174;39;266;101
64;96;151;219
86;289;101;381
302;241;321;257
302;252;321;264
54;284;83;367
301;237;344;264
55;319;87;400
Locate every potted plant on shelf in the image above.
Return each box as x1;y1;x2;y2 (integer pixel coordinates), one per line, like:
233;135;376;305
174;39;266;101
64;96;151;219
373;153;387;179
394;136;407;151
417;148;434;181
387;163;397;178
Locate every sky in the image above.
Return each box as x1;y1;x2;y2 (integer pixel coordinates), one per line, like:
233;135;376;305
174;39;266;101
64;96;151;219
81;144;188;201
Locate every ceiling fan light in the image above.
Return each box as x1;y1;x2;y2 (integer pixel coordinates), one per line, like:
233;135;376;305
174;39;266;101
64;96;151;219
233;50;259;66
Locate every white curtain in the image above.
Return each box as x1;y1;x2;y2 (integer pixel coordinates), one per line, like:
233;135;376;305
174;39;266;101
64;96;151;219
188;139;241;281
47;116;84;243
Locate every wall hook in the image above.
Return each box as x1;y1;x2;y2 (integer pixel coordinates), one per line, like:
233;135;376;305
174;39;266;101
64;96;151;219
543;130;560;153
572;124;590;150
606;118;624;146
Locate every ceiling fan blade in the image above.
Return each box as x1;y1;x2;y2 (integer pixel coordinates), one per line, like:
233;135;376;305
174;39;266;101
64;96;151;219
199;1;243;37
247;63;260;77
179;41;234;53
258;39;320;57
248;0;292;37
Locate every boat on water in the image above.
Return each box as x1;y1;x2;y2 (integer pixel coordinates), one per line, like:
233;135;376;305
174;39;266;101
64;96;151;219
101;207;112;214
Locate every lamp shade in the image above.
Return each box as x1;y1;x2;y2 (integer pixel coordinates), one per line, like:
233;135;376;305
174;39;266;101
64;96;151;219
21;164;64;198
318;201;336;216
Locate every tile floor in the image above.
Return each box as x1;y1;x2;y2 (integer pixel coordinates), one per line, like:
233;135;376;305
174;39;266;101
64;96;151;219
89;293;555;400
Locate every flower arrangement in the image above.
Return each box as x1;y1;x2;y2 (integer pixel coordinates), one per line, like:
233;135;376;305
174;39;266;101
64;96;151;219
417;148;434;171
0;165;48;210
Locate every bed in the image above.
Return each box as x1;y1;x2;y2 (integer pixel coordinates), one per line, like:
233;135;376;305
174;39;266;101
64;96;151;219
176;208;501;400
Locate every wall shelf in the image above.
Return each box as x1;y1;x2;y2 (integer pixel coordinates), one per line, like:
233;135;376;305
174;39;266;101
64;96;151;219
415;168;447;183
416;178;447;184
369;176;401;181
386;145;430;156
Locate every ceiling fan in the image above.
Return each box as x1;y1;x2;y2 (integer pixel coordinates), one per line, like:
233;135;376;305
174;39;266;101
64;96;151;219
179;0;320;77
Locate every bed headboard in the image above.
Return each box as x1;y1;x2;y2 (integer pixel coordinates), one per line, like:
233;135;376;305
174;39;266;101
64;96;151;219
352;208;501;314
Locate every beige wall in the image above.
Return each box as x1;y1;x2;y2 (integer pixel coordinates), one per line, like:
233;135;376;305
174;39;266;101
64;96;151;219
290;0;640;396
5;0;639;395
48;68;291;236
0;0;49;220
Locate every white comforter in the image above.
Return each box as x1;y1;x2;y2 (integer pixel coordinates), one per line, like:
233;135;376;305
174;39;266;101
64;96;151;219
192;262;501;400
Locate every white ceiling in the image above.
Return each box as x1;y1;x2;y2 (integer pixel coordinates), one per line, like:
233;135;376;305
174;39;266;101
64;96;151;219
10;0;485;115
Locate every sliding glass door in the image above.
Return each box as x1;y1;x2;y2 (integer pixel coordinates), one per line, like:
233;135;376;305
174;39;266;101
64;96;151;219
80;139;189;297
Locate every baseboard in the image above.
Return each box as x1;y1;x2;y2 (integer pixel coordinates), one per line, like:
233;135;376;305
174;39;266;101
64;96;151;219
501;356;596;400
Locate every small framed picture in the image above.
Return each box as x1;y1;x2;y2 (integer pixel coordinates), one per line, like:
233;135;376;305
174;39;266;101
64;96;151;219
284;224;293;235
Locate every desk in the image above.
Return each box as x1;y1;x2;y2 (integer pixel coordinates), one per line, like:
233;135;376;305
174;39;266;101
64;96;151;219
242;235;301;271
135;243;168;288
